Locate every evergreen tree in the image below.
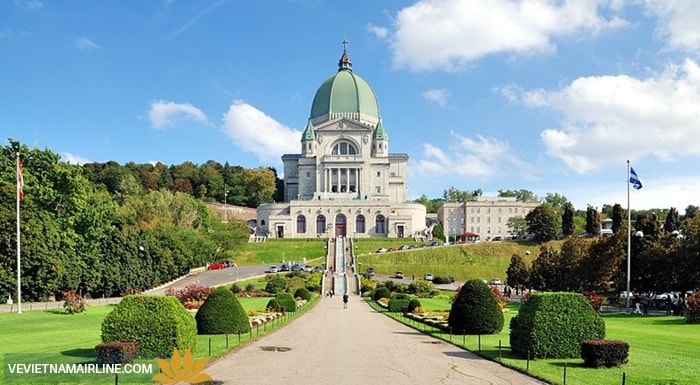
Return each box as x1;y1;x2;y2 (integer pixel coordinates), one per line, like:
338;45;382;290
561;202;575;237
611;203;624;234
525;204;558;243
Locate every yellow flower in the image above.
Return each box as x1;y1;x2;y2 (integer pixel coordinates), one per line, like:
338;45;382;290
152;347;212;384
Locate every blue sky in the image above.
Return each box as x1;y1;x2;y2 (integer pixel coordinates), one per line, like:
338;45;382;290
3;0;700;211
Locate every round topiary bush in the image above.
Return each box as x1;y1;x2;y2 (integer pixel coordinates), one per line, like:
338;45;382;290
373;287;391;301
195;287;250;335
510;292;606;359
407;298;422;313
448;279;504;335
276;293;297;313
388;294;411;313
101;295;196;358
294;287;312;301
266;298;281;312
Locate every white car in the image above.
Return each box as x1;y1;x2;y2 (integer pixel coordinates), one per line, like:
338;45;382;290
490;278;502;286
267;265;279;273
424;273;434;281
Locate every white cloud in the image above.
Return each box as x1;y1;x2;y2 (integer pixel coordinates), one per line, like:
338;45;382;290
506;58;700;172
75;37;100;51
221;101;301;163
411;133;533;178
61;152;91;165
366;23;389;40
642;0;700;53
388;0;626;71
148;100;208;129
422;88;451;107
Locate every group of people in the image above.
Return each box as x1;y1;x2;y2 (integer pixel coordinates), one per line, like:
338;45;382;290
632;292;688;316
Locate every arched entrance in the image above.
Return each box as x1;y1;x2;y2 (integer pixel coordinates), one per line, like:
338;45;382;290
335;214;347;237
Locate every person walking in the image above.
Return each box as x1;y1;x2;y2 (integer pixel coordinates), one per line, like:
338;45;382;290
342;292;349;309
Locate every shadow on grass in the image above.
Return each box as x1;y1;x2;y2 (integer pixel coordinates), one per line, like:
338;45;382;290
548;360;588;369
60;348;96;359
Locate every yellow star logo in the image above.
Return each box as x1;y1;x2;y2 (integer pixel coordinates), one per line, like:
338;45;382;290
152;347;212;384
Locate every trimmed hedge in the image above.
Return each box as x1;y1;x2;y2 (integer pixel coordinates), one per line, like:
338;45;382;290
448;279;504;335
388;294;411;313
294;287;312;301
276;293;297;313
95;342;138;365
407;299;422;313
581;339;629;368
195;287;250;334
510;292;606;359
373;287;391;301
266;298;281;312
101;295;196;358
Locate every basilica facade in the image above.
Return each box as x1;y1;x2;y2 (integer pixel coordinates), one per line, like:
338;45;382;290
256;45;426;239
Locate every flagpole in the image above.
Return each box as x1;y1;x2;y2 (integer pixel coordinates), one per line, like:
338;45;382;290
626;160;631;311
16;152;22;314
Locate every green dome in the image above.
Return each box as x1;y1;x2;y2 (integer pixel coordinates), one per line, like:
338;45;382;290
309;49;380;121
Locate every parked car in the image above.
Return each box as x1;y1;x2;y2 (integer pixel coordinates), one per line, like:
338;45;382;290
429;241;440;246
395;271;404;279
398;245;409;250
267;265;279;273
489;278;502;286
376;248;387;253
387;247;397;252
208;262;227;270
424;273;434;281
280;264;290;272
366;267;376;277
492;236;503;241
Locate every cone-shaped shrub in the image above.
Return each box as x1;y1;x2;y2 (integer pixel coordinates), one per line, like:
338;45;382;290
407;298;422;313
448;279;504;335
276;293;297;313
195;287;250;334
266;298;281;312
294;287;312;301
101;295;196;358
373;287;391;301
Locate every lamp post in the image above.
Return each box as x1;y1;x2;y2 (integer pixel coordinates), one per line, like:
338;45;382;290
223;184;229;222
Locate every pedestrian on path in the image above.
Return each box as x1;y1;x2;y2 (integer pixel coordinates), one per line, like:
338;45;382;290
342;292;349;308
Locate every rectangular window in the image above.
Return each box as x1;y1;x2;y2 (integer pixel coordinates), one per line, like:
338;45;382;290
376;171;381;177
390;172;396;177
375;186;381;193
306;172;310;177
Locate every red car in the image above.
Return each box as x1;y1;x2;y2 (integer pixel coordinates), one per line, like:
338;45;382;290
207;262;227;270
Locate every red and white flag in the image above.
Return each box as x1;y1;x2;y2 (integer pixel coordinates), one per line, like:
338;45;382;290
17;158;24;201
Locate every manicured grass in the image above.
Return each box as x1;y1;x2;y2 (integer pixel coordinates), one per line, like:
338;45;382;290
372;298;700;385
356;242;540;283
229;239;327;265
0;295;319;384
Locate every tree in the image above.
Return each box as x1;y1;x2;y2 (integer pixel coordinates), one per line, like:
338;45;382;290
561;202;575;237
529;245;558;291
505;254;529;293
498;189;538;202
443;187;479;202
611;203;624;234
685;205;699;219
664;207;681;234
506;216;528;239
525;204;558;243
543;192;570;214
585;205;601;236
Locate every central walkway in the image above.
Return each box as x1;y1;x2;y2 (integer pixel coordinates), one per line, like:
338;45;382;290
205;296;548;385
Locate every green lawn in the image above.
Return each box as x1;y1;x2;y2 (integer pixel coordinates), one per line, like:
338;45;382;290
0;296;318;384
374;298;700;385
229;239;327;265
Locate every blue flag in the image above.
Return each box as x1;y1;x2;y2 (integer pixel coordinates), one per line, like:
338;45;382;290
630;167;643;190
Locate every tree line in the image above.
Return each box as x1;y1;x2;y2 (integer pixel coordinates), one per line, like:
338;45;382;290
506;215;700;295
1;140;251;302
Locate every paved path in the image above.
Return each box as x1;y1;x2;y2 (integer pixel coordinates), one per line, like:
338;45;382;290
205;296;548;385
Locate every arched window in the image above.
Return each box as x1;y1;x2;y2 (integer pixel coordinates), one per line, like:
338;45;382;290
375;215;385;234
296;215;306;234
316;215;327;234
331;141;358;155
356;215;365;233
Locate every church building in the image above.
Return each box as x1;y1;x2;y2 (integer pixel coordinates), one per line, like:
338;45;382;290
256;43;426;239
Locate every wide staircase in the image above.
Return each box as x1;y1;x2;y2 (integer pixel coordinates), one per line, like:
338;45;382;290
322;237;360;296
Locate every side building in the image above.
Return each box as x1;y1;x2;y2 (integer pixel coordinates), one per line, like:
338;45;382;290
437;197;539;242
256;44;426;239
